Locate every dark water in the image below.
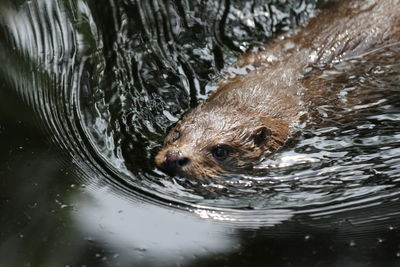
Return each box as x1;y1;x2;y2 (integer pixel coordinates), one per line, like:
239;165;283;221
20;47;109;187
1;0;400;266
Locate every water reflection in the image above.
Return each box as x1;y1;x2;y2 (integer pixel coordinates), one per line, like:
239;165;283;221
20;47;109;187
75;187;237;265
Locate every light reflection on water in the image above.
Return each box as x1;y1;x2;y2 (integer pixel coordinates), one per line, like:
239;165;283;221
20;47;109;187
74;187;238;265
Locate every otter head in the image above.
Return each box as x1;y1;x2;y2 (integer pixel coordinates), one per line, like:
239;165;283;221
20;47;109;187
155;104;289;180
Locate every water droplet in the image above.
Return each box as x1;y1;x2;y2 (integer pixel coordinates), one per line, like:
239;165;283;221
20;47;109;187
85;237;94;242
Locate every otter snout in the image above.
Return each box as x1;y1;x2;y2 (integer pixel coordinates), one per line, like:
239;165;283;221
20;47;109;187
156;149;190;176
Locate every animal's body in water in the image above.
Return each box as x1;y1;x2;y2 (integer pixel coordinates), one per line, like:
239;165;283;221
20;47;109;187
155;0;400;180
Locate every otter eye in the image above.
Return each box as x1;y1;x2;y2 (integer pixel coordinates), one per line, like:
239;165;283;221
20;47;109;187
211;144;230;160
172;130;180;142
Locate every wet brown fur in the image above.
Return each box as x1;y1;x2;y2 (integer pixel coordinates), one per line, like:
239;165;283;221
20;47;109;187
155;0;400;180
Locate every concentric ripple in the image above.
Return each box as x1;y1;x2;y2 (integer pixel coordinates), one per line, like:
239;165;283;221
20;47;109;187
1;0;400;228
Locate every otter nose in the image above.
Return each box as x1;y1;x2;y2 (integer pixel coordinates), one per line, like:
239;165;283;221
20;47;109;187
164;150;190;175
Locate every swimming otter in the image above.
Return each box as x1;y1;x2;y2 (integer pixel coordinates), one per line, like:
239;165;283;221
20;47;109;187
155;0;400;180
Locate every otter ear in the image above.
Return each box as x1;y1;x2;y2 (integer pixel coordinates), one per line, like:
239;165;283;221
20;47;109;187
252;127;272;146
